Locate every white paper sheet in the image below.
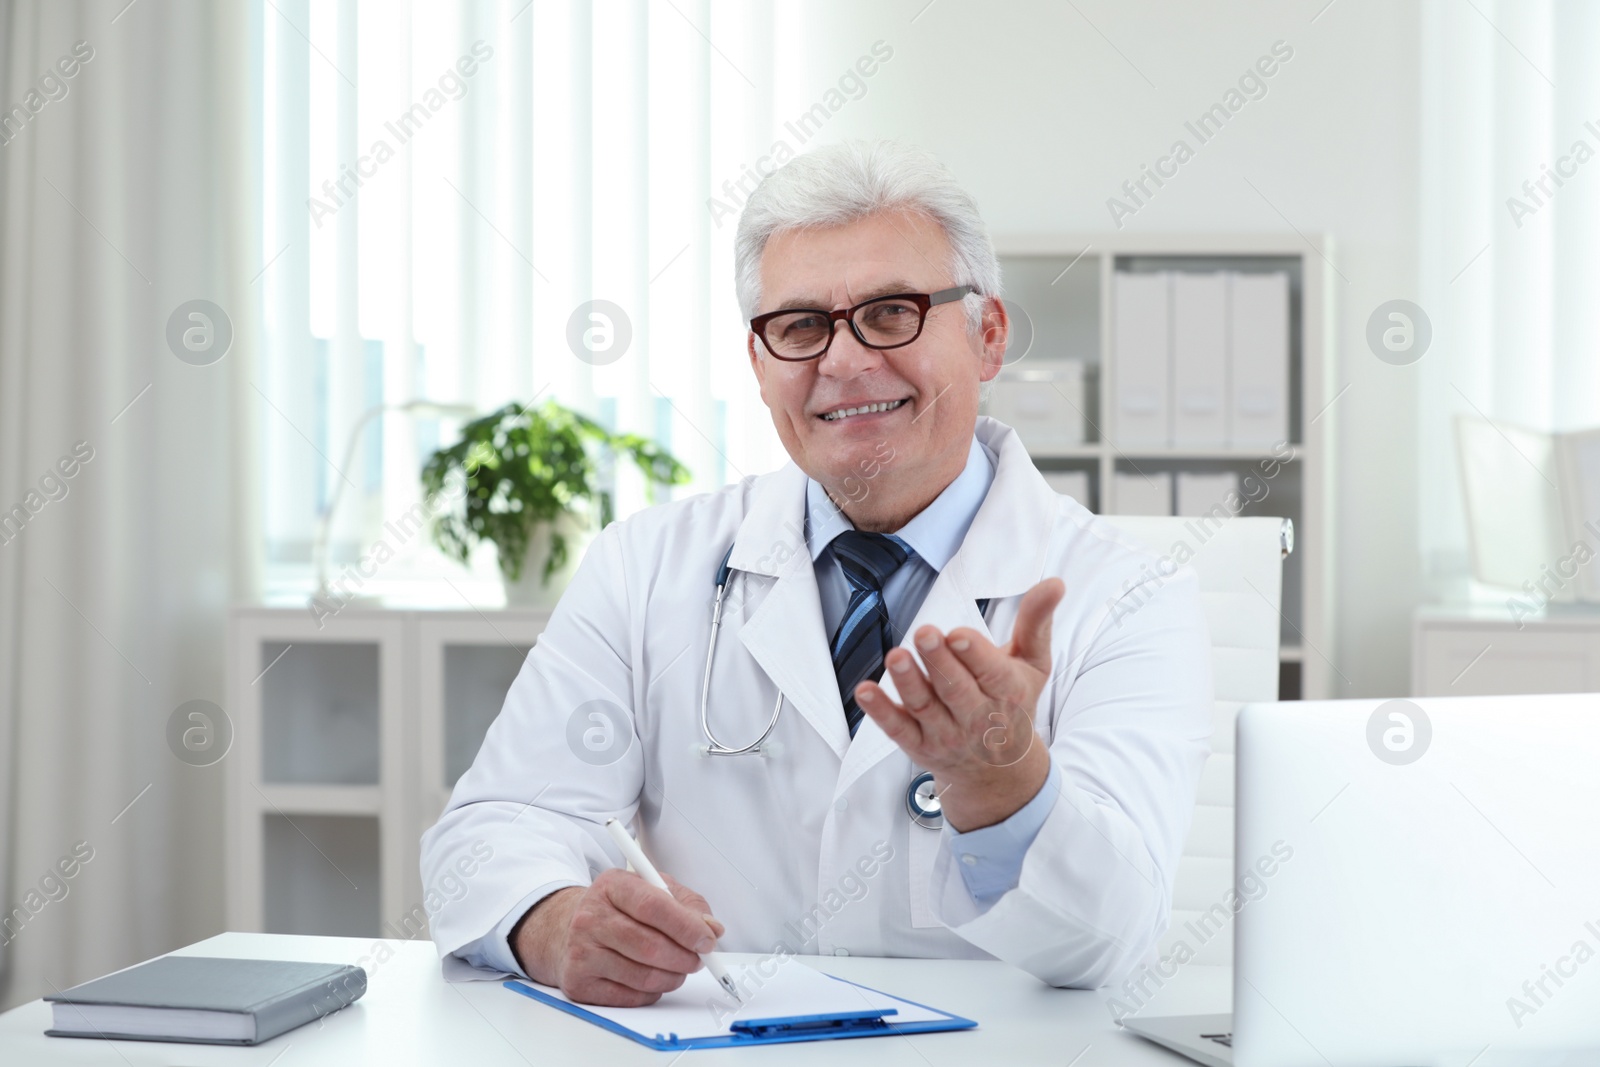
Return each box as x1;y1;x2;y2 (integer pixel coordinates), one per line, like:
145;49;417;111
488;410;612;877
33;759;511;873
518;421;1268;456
514;958;947;1042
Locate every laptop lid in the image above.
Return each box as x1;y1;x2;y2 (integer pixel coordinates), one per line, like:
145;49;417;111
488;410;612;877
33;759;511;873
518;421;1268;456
1233;694;1600;1067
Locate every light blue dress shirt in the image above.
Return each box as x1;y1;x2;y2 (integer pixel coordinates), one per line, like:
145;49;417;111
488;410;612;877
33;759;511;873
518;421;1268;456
457;435;1057;975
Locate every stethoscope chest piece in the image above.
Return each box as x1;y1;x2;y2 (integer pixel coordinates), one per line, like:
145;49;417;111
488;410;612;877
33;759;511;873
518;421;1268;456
906;771;943;830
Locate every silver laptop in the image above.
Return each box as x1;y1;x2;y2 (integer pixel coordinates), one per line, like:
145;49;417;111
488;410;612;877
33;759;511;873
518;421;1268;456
1125;694;1600;1067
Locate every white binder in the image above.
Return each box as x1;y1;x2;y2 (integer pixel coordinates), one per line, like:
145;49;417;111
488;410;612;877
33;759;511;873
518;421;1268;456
986;362;1087;452
1228;272;1290;448
1176;471;1241;518
1113;272;1171;448
1111;471;1172;516
1171;273;1229;447
1041;470;1092;510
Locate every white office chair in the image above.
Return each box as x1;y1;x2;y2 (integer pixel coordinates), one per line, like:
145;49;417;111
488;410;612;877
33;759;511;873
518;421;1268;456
1101;514;1290;966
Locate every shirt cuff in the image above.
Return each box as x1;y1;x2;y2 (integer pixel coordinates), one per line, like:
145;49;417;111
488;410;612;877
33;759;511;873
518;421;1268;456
451;882;579;978
944;759;1061;906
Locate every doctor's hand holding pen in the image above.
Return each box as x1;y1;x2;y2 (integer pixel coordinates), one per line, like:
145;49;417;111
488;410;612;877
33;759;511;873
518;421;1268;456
857;576;1067;833
510;868;726;1007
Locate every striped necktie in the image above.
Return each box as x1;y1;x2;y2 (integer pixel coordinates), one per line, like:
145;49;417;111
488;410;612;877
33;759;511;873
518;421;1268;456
829;530;912;737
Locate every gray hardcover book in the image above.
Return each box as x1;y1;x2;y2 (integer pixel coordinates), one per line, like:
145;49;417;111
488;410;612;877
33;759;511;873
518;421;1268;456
45;956;366;1045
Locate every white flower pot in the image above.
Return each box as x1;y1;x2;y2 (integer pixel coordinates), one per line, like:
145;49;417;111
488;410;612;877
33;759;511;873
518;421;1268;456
501;511;592;609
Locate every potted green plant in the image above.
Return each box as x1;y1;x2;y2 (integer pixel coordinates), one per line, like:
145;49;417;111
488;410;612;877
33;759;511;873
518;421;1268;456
422;400;690;607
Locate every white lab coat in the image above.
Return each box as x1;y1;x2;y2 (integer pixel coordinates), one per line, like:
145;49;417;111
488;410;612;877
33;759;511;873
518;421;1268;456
421;416;1212;987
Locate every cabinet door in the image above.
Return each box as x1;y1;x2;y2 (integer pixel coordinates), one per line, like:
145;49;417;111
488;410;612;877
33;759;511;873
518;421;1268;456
1414;624;1600;696
412;613;550;924
263;813;381;936
229;611;404;935
260;640;381;784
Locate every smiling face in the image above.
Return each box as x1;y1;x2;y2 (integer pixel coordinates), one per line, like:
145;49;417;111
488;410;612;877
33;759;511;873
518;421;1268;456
747;210;1007;531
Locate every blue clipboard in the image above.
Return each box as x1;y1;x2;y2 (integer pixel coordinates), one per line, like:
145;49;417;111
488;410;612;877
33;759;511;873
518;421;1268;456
503;972;977;1051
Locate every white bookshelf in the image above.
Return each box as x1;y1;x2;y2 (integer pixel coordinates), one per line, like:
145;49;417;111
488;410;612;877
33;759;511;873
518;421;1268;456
226;606;551;938
986;232;1335;699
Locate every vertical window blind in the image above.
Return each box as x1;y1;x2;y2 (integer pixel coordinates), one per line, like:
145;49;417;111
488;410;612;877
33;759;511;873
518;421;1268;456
257;0;788;603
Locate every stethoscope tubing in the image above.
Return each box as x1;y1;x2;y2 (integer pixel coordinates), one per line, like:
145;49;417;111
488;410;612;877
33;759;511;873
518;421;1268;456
701;546;782;756
701;543;943;828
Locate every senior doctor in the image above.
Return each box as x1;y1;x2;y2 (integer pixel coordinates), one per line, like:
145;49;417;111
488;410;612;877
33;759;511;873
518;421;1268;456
421;140;1212;1006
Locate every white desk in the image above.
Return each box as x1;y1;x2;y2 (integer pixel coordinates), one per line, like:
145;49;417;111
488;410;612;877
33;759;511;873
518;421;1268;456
0;932;1229;1064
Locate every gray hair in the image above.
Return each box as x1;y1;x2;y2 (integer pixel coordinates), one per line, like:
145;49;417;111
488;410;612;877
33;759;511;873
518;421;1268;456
733;140;1002;330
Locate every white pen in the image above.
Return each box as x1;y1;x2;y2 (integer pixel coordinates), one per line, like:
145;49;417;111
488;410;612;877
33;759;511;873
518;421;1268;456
603;817;741;1002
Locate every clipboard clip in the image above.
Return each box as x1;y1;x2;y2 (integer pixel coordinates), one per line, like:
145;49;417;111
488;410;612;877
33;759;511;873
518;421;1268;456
728;1008;899;1041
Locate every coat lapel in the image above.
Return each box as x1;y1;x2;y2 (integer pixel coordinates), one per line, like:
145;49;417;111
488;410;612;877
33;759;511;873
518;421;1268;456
728;463;853;759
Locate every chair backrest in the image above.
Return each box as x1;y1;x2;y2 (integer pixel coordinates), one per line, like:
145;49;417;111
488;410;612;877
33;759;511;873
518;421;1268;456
1100;515;1287;966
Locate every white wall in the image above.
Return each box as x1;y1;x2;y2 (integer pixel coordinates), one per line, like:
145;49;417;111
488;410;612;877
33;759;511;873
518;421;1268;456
778;0;1422;696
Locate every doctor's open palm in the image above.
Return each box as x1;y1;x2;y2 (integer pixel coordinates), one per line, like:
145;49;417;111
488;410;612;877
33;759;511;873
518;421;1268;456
857;576;1066;833
512;867;725;1006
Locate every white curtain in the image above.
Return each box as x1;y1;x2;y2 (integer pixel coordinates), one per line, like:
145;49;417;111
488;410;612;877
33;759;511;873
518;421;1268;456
0;0;255;1010
258;0;788;603
1419;0;1600;579
0;0;797;1009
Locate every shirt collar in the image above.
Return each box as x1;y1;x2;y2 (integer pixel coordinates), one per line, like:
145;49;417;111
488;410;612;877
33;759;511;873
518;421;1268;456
804;435;997;572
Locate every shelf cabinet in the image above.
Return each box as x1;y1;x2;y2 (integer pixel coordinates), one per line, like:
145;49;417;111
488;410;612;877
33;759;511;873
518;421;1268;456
1413;605;1600;696
226;607;551;938
986;233;1333;698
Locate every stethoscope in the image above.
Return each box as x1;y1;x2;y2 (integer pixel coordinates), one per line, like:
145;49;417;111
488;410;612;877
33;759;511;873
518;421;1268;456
700;544;947;830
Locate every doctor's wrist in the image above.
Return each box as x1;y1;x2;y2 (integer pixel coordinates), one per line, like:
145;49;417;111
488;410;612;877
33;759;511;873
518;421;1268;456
937;741;1051;833
509;886;581;985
